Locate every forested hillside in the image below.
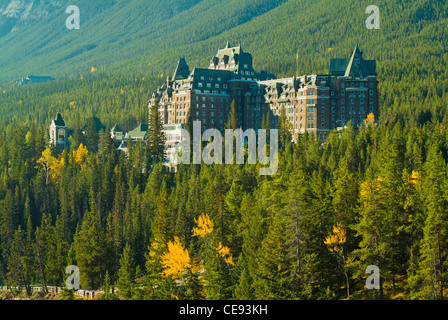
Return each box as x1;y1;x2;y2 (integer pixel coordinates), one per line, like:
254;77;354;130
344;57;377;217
1;0;448;131
1;0;448;301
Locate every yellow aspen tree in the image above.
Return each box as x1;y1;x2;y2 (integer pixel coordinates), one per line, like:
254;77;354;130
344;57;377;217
161;237;192;278
73;143;89;170
192;214;214;238
36;149;56;184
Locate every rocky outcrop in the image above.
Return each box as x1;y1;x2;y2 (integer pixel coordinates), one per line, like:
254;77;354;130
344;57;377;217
0;0;63;33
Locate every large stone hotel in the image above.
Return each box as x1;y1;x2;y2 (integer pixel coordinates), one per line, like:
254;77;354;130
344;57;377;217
149;42;378;153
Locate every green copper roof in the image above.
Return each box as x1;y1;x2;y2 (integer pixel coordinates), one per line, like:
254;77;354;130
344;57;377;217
127;124;148;139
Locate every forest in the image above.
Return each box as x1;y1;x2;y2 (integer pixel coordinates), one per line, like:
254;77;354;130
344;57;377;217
1;105;448;300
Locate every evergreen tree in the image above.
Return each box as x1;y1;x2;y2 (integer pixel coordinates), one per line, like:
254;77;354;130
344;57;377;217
7;226;35;295
85;116;99;153
408;143;448;299
147;101;166;167
225;100;239;130
73;205;108;289
117;244;136;300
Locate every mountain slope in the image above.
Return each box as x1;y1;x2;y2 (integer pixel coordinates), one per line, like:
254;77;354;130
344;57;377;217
0;0;447;128
1;0;447;81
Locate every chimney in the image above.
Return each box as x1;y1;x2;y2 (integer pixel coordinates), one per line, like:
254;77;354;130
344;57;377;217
167;76;171;88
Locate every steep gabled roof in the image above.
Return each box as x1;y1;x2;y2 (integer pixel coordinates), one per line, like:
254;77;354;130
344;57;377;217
172;58;190;81
111;124;122;133
330;45;376;78
127;124;148;139
52;113;66;127
344;44;377;78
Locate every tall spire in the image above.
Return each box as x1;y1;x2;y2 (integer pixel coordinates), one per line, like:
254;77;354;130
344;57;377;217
344;44;363;78
172;57;190;80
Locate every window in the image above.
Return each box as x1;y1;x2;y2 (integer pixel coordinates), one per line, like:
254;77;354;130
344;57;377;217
341;83;345;88
198;83;203;88
341;107;345;113
341;99;345;105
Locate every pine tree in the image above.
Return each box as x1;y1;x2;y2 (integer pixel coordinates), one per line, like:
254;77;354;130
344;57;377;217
117;244;136;300
254;212;294;299
7;226;35;295
73;205;108;289
85;116;99;153
408;143;448;299
225;100;239;130
147;101;166;167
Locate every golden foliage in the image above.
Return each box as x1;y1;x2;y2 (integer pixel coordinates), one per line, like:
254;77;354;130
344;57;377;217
363;113;376;127
192;214;214;238
51;152;66;181
36;149;66;182
410;170;419;185
161;237;192;278
36;149;56;182
73;143;88;170
359;177;383;197
324;222;346;255
216;243;235;266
